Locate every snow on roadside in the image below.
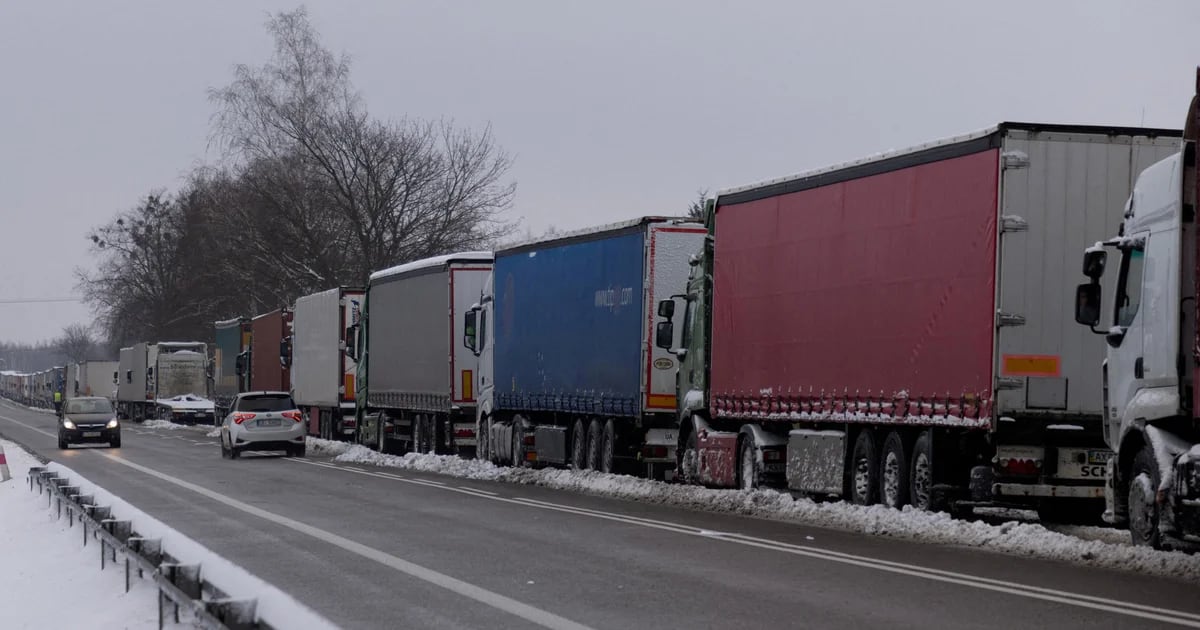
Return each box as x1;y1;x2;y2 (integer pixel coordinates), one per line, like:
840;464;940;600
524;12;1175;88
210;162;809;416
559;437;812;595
42;458;338;630
333;446;1200;581
306;436;352;457
0;439;162;629
140;419;216;433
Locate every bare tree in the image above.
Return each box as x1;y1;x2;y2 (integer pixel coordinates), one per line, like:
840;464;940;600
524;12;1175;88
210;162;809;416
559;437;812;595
55;324;95;364
687;189;711;222
209;8;515;282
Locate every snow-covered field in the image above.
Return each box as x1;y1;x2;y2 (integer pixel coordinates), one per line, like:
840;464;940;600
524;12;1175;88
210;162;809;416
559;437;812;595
0;439;162;629
332;445;1200;581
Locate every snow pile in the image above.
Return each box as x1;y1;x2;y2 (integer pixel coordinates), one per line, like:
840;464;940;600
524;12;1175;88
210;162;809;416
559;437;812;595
141;419;215;433
45;461;337;630
333;446;1200;581
306;437;352;457
0;440;161;628
206;427;222;438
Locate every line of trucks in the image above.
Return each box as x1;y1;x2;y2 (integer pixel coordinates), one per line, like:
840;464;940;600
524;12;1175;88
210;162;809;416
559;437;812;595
7;72;1200;550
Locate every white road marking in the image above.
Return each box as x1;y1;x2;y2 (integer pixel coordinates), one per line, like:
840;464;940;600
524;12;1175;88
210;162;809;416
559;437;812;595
87;451;594;630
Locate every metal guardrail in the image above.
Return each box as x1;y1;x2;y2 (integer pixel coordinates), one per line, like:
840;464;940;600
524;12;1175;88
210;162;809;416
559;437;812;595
28;466;263;630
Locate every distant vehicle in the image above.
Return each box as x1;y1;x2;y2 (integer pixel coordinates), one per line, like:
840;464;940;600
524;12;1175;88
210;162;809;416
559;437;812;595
117;342;214;423
58;396;120;449
65;361;118;401
212;317;252;416
250;308;293;393
219;391;306;459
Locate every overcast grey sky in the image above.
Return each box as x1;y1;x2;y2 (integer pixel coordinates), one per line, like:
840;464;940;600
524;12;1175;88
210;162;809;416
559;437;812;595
1;0;1198;344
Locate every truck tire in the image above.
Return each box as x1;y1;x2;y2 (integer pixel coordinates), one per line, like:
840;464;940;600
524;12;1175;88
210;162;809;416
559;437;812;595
511;421;525;468
1128;446;1162;548
909;431;933;510
586;419;603;471
738;435;760;490
477;417;490;461
879;431;910;509
600;420;616;474
570;419;587;470
850;428;880;505
678;426;699;485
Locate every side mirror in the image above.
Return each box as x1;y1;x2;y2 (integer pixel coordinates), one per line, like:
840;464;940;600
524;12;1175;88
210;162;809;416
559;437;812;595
463;310;478;353
1074;283;1102;327
280;338;292;368
655;321;674;350
657;300;675;319
112;371;118;385
1083;249;1107;279
235;354;245;376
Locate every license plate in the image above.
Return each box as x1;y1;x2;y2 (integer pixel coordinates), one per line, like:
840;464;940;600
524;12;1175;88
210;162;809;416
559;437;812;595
258;418;281;427
1087;449;1113;465
1056;448;1107;480
82;431;101;438
764;463;786;474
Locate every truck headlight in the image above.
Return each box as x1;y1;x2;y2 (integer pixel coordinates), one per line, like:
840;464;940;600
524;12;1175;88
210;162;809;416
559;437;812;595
62;419;76;429
106;419;119;429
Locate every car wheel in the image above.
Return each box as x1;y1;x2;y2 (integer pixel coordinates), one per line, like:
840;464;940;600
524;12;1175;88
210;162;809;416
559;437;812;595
221;435;230;459
292;442;307;458
58;434;68;450
230;440;241;460
570;418;587;470
879;431;910;509
909;431;933;511
738;435;760;490
850;428;880;505
110;435;121;449
1129;445;1162;548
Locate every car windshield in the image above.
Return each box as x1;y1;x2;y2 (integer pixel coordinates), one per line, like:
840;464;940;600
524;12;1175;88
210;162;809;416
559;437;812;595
236;395;295;412
66;399;113;415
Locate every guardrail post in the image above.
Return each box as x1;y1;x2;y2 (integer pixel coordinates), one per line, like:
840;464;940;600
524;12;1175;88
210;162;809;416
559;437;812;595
27;466;44;490
129;538;162;577
207;598;258;630
161;563;202;623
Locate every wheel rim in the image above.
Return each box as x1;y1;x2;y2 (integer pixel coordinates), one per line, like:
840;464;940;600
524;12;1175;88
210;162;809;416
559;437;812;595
912;452;931;509
587;430;600;470
1129;473;1157;546
883;451;901;507
740;442;755;490
854;453;871;502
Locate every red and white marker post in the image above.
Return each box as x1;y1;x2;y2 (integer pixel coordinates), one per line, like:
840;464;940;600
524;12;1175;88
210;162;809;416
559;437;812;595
0;443;10;482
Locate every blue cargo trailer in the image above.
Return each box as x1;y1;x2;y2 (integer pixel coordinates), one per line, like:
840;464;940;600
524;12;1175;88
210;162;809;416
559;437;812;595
466;217;705;477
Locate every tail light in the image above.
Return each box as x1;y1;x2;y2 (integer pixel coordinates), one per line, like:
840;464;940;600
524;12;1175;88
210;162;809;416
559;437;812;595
233;412;257;425
999;458;1040;476
763;449;784;462
282;411;303;423
454;428;475;438
641;445;669;459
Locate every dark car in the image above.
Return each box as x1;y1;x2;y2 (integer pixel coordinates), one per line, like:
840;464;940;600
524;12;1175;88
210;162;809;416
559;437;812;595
59;396;121;448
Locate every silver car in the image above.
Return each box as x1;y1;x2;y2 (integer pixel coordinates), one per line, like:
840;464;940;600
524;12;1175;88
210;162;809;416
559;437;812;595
58;396;121;449
219;391;307;459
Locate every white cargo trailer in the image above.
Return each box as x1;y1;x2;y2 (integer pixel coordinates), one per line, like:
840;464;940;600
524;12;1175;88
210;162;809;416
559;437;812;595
352;252;492;456
293;286;364;440
117;342;212;422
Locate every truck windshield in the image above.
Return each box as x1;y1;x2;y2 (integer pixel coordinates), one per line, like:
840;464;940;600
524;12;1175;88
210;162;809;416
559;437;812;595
1115;246;1146;327
66;399;113;415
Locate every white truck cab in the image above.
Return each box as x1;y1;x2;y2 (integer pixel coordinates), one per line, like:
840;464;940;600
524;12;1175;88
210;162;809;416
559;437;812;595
1074;73;1200;549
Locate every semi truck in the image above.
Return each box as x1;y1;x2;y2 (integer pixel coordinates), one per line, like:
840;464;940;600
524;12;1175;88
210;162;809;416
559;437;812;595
1072;69;1200;548
65;361;118;400
351;252;492;456
117;342;214;423
465;217;706;476
249;308;293;393
654;122;1179;521
212;317;251;415
292;286;363;440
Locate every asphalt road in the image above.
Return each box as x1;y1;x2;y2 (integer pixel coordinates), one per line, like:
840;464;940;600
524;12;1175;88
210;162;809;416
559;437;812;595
2;399;1198;630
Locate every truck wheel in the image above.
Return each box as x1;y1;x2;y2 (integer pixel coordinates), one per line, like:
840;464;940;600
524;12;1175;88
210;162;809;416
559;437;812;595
477;417;490;461
1128;446;1162;548
586;419;603;470
909;431;933;510
570;419;587;470
678;428;699;485
738;436;760;490
511;421;525;468
600;420;616;474
879;431;910;509
850;428;880;505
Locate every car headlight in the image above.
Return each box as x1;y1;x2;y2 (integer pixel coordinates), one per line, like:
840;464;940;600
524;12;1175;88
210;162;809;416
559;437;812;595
106;419;119;429
62;419;76;429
